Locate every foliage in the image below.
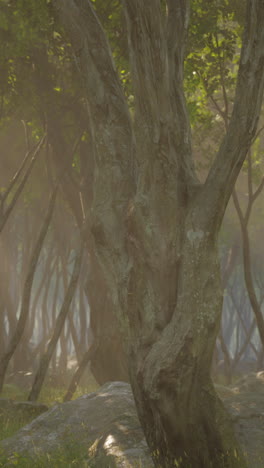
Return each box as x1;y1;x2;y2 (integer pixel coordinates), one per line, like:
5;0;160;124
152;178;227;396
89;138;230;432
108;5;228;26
0;378;98;442
0;0;251;180
184;0;244;171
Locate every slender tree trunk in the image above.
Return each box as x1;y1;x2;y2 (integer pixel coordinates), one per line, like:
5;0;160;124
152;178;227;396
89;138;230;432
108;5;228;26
218;328;232;384
58;326;68;377
28;240;83;401
0;186;57;393
36;244;55;359
0;302;6;357
68;312;82;364
78;285;88;355
233;189;264;348
63;339;98;402
50;258;61;371
0;135;46;234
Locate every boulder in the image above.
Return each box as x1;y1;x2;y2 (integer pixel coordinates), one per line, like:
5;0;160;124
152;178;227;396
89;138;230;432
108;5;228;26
218;372;264;468
0;378;264;467
232;371;264;393
0;382;153;467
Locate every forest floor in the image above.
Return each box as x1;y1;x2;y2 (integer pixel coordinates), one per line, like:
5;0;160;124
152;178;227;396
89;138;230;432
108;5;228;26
0;371;263;467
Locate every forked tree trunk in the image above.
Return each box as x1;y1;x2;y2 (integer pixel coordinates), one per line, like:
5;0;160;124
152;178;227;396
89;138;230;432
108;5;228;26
54;0;264;466
127;227;241;467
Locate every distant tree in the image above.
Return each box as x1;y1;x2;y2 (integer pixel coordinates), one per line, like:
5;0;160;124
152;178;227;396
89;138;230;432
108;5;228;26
28;234;83;402
0;0;129;384
0;185;57;393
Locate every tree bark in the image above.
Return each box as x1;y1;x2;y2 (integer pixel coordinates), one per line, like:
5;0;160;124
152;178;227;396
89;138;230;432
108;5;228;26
53;0;264;466
33;45;129;384
84;255;129;385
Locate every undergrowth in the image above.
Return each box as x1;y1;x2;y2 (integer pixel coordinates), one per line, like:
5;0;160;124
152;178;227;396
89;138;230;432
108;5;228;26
0;372;102;466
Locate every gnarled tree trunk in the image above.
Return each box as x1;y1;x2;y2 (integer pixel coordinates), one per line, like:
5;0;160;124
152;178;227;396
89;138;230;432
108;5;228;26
54;0;264;466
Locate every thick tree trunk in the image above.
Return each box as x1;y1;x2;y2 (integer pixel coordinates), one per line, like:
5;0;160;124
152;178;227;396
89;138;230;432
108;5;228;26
128;230;245;467
53;0;264;466
84;257;129;385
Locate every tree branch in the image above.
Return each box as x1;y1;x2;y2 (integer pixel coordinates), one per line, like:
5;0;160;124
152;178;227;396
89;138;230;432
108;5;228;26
122;1;170;155
166;0;197;188
0;135;46;234
53;0;135;304
122;0;197;194
53;0;133;168
201;0;264;231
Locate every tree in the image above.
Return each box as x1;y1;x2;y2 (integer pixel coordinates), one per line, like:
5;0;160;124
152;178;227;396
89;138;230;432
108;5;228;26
53;0;264;466
0;184;57;393
28;234;83;401
0;0;129;385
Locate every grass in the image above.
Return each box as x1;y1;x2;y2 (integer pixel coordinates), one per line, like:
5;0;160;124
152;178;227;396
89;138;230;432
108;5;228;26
0;372;105;467
0;442;145;468
1;368;99;405
0;447;146;468
0;445;91;467
0;382;146;468
0;373;258;467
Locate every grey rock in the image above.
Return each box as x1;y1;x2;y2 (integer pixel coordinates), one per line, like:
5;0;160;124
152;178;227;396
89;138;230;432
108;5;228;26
218;372;264;468
0;378;264;467
0;382;153;467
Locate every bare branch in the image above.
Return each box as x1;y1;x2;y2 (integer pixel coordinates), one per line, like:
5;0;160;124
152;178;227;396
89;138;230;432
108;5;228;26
166;0;197;187
53;0;134;177
0;135;46;234
232;188;245;226
0;185;58;393
122;1;169;146
21;120;30;151
252;176;264;201
1;137;44;204
214;32;229;128
201;0;264;231
53;0;135;299
247;149;253;201
252;124;264;144
233;188;264;350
